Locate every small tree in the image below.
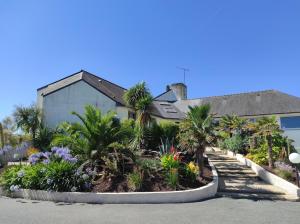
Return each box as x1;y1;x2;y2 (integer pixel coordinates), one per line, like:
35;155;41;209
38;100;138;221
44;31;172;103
255;116;282;169
13;104;41;143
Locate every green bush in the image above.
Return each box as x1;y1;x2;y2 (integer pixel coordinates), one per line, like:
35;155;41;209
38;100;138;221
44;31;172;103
274;169;293;181
160;154;180;170
127;170;143;191
166;168;178;189
223;134;246;153
246;143;281;166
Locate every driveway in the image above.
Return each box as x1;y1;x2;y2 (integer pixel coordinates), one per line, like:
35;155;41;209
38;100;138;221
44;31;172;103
0;196;299;224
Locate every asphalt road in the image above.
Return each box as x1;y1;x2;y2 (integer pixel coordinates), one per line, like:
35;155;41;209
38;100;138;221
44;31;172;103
0;196;299;224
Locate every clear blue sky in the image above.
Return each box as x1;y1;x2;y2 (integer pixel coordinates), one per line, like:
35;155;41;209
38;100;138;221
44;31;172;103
1;0;300;120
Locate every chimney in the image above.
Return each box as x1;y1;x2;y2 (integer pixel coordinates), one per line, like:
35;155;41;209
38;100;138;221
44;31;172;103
169;83;187;100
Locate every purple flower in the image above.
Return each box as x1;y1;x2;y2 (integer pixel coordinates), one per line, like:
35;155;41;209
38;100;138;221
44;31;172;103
9;185;20;192
274;161;294;172
84;182;91;190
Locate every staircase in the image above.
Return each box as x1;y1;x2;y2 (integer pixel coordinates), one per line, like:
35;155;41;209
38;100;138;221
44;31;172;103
207;151;297;201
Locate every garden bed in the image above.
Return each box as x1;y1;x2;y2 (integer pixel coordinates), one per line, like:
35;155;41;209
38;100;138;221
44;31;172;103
92;163;212;193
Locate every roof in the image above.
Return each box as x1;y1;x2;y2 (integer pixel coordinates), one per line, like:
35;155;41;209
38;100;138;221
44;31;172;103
38;70;127;105
174;90;300;118
154;89;178;102
150;101;186;120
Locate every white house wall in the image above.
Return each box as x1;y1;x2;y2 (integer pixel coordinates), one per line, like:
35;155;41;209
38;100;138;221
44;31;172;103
42;81;117;128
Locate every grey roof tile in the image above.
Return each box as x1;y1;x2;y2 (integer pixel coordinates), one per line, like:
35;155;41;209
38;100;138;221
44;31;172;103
174;90;300;118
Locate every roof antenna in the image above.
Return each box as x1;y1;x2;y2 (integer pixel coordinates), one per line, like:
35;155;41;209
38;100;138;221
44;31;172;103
176;67;189;84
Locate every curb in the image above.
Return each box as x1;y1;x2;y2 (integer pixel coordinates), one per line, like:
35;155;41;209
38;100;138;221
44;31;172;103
0;160;218;204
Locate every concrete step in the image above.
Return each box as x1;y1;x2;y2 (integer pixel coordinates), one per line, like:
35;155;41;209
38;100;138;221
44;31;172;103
216;169;255;175
214;166;250;171
216;192;299;201
219;187;286;195
218;173;258;178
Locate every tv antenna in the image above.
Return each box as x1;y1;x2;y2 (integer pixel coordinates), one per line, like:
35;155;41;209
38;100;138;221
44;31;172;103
176;67;189;84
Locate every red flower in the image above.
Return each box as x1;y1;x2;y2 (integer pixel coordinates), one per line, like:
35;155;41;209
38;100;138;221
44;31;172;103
170;146;176;154
173;152;180;161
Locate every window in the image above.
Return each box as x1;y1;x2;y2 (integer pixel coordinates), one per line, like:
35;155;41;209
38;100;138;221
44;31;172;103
280;116;300;129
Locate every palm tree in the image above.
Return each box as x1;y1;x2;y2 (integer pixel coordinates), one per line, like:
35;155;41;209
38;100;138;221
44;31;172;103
255;116;282;168
123;82;153;149
219;115;247;137
13;104;41;142
52;105;120;160
179;104;215;177
123;82;153;125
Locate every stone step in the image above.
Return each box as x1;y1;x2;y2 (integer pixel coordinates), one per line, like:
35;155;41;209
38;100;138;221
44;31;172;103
219;187;286;195
216;169;255;174
218;173;258;178
214;166;250;170
216;192;299;201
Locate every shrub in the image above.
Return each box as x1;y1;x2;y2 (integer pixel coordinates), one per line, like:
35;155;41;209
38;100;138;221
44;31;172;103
166;168;178;189
160;153;180;170
223;134;246;153
274;168;293;181
127;170;143;191
246;144;281;166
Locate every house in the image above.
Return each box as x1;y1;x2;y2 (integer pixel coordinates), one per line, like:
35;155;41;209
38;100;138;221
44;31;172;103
37;70;300;151
155;85;300;151
37;70;135;128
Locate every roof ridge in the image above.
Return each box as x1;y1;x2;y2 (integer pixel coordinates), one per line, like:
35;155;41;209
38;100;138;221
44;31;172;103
187;89;277;101
37;70;83;90
81;70;127;90
154;89;173;99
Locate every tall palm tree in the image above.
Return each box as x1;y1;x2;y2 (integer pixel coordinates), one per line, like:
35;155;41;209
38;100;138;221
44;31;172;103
52;105;121;160
123;82;153;126
180;104;215;177
13;104;41;142
255;116;282;168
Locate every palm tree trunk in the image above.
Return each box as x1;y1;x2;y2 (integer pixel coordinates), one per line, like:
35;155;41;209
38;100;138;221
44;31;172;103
196;146;205;177
267;135;274;169
0;123;4;148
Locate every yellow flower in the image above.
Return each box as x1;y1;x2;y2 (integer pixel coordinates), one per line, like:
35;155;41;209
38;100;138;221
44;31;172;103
187;162;199;174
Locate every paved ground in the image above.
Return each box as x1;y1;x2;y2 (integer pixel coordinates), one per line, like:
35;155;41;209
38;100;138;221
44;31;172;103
207;151;297;200
0;196;300;224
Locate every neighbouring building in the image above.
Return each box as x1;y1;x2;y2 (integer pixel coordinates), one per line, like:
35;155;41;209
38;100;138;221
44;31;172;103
37;70;300;151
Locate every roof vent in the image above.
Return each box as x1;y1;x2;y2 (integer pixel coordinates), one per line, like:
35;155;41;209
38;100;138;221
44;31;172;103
98;79;102;82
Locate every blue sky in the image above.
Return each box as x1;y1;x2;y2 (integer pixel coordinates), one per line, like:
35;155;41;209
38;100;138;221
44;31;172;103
1;0;300;120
